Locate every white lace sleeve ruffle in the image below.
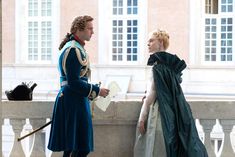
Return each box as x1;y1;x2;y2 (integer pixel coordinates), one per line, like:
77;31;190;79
138;73;157;122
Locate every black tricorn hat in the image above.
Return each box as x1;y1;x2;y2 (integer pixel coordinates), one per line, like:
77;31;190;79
5;82;37;101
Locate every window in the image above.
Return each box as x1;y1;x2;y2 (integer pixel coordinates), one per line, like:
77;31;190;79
111;0;139;62
203;0;234;63
205;0;218;14
27;0;52;62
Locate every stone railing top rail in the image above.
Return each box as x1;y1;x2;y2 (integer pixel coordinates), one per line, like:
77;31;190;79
2;100;235;119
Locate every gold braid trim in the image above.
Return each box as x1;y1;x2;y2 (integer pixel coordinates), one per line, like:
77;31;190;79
62;47;71;75
62;41;90;77
74;48;90;77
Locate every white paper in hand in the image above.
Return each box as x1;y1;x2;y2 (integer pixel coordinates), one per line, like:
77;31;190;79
95;81;121;112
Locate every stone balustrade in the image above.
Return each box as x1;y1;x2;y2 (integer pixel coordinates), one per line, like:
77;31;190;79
2;100;235;157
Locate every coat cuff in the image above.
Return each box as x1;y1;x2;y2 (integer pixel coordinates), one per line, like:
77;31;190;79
88;84;100;100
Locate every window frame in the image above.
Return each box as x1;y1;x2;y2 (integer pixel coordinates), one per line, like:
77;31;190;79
98;0;147;65
15;0;59;64
202;0;235;65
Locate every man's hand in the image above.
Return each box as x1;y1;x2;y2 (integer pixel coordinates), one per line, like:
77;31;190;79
99;88;110;98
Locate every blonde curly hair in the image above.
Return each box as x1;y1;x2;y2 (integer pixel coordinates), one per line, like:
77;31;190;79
152;29;170;50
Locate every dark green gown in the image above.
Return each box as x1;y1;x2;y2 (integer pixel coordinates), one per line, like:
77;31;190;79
148;51;208;157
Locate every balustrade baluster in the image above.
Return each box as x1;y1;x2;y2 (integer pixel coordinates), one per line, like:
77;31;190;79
220;120;235;157
2;118;15;157
30;119;47;157
230;126;235;154
11;119;27;156
210;119;224;157
200;119;216;157
195;119;205;143
20;118;35;157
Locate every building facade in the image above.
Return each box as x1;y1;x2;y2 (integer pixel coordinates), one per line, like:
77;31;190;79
2;0;235;100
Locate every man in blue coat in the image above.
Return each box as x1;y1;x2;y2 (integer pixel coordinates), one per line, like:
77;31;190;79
48;15;109;157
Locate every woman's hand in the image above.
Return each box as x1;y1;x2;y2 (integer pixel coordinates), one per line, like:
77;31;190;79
99;88;110;98
138;120;146;135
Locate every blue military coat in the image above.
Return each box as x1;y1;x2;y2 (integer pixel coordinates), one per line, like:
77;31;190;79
48;36;99;152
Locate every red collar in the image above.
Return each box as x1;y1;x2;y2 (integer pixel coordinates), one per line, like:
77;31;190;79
73;34;85;46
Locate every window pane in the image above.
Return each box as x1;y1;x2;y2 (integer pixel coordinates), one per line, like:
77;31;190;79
118;48;122;53
127;0;138;15
227;40;232;46
113;0;117;6
133;8;137;14
211;40;216;46
228;18;232;24
221;6;226;12
227;33;232;39
211;55;216;61
227;26;232;31
118;55;122;61
133;34;137;39
127;55;131;61
205;26;210;31
118;8;123;14
118;41;122;46
113;48;117;53
227;48;232;53
211;48;216;53
221;48;226;53
221;33;226;39
227;55;232;61
119;0;123;6
211;26;216;32
212;19;216;24
212;33;216;38
221;55;226;61
133;41;137;46
228;5;233;12
221;40;226;46
205;33;210;39
113;55;117;60
205;19;210;24
113;8;117;15
205;55;210;61
133;48;137;53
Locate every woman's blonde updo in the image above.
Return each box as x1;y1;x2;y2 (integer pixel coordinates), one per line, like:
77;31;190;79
152;29;170;50
59;15;94;50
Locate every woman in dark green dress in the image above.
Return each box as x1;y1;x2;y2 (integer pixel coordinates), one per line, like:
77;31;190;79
134;30;208;157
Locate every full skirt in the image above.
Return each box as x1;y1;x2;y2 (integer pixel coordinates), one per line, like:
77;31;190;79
134;101;166;157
